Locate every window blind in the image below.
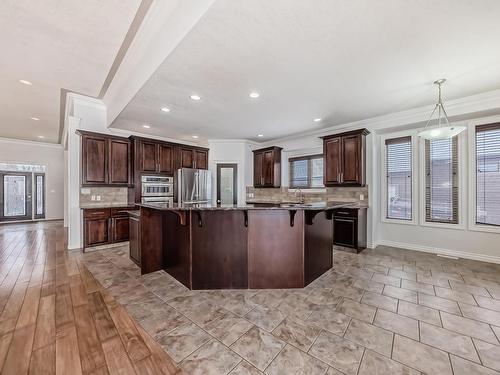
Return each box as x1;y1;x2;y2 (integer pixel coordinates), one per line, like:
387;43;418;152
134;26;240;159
425;137;459;224
476;123;500;226
289;154;324;188
385;137;412;220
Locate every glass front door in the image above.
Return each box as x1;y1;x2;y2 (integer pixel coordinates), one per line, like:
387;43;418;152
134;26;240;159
217;164;238;205
0;172;32;221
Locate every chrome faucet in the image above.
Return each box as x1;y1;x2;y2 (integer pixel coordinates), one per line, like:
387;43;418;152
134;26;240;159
295;188;305;204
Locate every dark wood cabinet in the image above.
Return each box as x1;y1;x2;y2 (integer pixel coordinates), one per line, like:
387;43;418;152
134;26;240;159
194;149;208;169
253;146;282;188
129;214;140;266
139;140;158;172
81;135;107;185
82;207;135;250
333;207;367;252
322;129;369;187
79;131;131;186
109;139;131;184
158;144;174;174
178;147;208;169
131;137;208;175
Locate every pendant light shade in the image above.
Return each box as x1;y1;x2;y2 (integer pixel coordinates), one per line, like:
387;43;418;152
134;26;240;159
417;79;466;140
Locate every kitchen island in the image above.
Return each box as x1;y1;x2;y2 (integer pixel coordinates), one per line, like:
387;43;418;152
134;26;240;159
138;201;356;289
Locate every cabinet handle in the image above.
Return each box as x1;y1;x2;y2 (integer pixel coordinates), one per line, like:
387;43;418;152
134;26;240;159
336;211;350;215
337;173;340;182
340;173;343;183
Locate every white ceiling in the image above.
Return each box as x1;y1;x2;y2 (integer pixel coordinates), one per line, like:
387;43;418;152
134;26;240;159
111;0;500;143
0;0;141;143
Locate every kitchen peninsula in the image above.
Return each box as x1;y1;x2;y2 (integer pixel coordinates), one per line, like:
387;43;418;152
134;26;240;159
138;201;356;289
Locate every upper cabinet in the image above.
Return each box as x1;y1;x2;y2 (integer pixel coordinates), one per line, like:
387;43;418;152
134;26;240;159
321;128;369;187
135;139;174;175
131;137;208;175
80;131;132;186
179;147;208;169
253;146;282;188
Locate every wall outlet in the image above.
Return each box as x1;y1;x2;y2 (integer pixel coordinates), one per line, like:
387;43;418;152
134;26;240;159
96;195;101;201
91;195;96;201
248;193;254;198
359;194;365;201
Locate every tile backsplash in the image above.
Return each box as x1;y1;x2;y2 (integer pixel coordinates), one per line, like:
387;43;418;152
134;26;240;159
80;187;129;206
246;186;368;204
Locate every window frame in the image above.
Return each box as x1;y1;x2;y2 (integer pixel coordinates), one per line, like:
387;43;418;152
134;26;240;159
288;153;324;189
380;132;418;225
419;131;466;230
468;119;500;234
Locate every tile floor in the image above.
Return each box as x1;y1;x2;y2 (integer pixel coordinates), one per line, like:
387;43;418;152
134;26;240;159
81;245;500;374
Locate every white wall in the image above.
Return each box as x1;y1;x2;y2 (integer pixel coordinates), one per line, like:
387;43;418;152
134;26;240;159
208;140;255;205
0;137;64;220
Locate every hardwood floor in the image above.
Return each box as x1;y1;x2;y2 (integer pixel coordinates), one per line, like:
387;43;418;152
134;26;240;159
0;220;182;375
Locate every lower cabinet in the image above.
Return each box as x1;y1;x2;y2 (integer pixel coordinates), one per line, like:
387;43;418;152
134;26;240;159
83;207;135;250
333;207;367;252
129;214;141;266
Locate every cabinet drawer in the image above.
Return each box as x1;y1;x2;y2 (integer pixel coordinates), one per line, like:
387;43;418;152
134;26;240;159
111;207;134;217
333;208;359;218
83;208;110;219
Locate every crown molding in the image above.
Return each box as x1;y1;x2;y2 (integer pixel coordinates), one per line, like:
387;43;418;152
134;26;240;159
0;136;63;149
262;88;500;145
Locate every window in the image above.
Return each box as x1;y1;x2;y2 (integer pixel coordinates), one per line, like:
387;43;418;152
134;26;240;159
289;155;323;188
385;137;412;220
425;137;459;224
476;123;500;226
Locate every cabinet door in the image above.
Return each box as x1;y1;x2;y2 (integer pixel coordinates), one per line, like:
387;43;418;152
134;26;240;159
194;150;208;169
333;217;357;248
324;138;342;185
139;141;158;172
129;217;140;265
82;135;107;184
254;152;263;187
112;216;129;242
108;139;130;184
180;148;194;168
158;144;173;174
263;150;274;186
84;218;110;247
342;135;360;184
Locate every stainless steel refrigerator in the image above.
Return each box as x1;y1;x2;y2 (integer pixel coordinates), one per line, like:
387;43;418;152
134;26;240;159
177;168;212;204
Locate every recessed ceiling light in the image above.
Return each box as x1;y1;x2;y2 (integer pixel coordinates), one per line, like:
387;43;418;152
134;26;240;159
31;117;40;121
37;135;45;139
19;79;32;85
249;92;260;99
313;118;322;122
142;124;151;129
257;134;264;137
190;95;201;101
192;135;199;139
161;107;170;112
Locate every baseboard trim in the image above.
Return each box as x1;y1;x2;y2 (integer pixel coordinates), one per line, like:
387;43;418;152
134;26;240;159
376;239;500;265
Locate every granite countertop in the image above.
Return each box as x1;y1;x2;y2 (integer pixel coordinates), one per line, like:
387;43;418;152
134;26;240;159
137;201;359;211
80;203;137;209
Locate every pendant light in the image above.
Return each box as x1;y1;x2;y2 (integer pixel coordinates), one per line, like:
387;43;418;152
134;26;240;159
417;79;466;140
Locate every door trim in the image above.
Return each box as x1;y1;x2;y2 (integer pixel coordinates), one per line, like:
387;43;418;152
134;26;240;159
216;164;238;205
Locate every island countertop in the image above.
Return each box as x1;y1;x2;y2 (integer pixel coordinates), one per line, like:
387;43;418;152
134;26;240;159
136;201;358;211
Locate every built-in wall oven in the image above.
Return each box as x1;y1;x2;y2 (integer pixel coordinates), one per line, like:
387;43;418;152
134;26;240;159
141;176;173;204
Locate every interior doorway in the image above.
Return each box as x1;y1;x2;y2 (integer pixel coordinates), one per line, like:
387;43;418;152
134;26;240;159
0;163;46;222
216;164;238;205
